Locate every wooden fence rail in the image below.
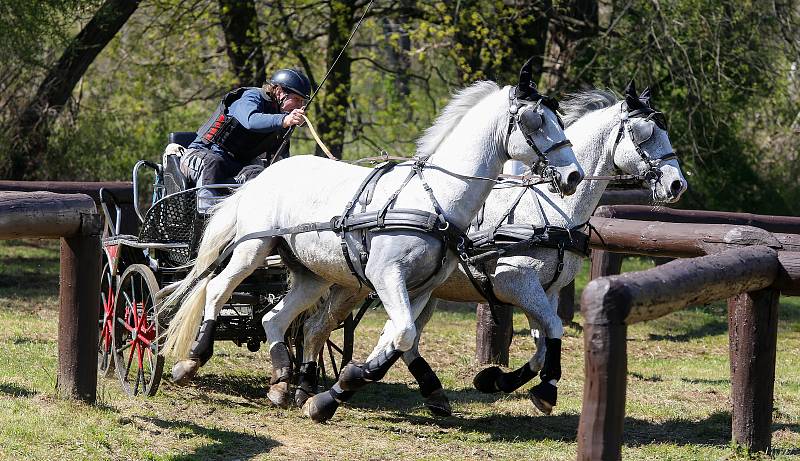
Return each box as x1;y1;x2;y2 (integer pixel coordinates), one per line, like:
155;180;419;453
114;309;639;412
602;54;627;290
559;206;800;322
577;245;797;459
0;191;101;403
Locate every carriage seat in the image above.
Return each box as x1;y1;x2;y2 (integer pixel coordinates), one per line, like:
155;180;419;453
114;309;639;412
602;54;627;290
163;132;196;195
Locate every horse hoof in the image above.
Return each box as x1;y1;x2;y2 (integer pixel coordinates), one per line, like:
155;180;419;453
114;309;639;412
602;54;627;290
171;359;199;386
424;388;452;417
267;381;292;409
528;382;557;416
473;366;503;393
303;391;339;423
295;387;314;408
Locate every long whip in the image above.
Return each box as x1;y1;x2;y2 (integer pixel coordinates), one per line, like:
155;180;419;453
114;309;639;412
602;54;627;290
271;0;376;164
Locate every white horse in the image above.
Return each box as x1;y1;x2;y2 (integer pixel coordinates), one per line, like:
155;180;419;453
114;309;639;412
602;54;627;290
299;82;687;419
161;73;584;417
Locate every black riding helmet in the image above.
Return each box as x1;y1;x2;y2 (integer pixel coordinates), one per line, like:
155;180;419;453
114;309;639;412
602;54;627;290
270;69;312;100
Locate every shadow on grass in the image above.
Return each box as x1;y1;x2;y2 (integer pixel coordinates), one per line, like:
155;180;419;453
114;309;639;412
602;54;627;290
12;337;52;345
647;317;728;342
139;416;280;459
168;376;799;451
0;383;36;397
180;373;267;406
680;377;729;385
347;384;800;448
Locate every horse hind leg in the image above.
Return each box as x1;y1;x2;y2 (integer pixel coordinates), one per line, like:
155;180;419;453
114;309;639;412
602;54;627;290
295;286;364;408
261;265;331;408
172;238;275;385
402;297;451;416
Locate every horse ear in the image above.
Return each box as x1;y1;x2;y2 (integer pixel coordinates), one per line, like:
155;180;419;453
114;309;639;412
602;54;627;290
518;57;536;95
624;89;642;113
639;86;652;107
624;80;637;98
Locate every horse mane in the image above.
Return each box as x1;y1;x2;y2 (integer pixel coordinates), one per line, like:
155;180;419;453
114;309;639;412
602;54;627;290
416;81;501;159
560;89;619;127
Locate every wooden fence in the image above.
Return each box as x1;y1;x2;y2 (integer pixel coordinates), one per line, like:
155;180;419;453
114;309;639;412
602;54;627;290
575;213;800;459
0;191;102;403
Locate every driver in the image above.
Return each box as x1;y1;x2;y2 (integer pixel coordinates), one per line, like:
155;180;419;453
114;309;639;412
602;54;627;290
181;68;311;212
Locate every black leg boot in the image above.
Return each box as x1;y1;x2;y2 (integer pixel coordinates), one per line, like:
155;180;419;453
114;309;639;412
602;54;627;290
529;337;561;415
294;361;318;408
171;319;217;385
267;342;293;408
496;362;538;393
305;349;403;423
408;357;451;416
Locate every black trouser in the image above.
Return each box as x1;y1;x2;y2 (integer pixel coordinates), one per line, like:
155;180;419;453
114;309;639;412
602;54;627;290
180;149;245;213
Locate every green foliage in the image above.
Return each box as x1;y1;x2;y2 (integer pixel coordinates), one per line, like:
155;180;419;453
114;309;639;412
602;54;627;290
1;0;798;215
574;0;799;213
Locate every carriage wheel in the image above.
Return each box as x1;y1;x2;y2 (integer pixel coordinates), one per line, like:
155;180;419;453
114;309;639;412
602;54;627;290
97;256;116;378
111;264;164;396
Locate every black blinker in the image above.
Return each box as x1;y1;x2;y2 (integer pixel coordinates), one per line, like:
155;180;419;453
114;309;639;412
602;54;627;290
519;106;543;134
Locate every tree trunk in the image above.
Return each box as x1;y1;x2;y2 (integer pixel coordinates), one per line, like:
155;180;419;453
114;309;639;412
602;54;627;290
219;0;265;88
315;0;356;160
8;0;141;180
539;0;598;92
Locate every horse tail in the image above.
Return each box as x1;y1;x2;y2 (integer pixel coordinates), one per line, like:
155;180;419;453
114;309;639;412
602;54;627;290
161;191;243;359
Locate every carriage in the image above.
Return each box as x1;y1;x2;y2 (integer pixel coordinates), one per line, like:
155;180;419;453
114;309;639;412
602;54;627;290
96;133;372;396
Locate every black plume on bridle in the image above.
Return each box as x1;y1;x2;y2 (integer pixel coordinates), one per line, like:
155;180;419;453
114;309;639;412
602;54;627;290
623;80;667;129
515;57;559;113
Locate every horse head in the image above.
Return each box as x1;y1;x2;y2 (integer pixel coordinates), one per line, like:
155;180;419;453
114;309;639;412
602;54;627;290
615;80;687;203
506;57;584;195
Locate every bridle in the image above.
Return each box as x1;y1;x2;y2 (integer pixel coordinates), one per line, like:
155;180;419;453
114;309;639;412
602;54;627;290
584;104;680;194
504;87;573;193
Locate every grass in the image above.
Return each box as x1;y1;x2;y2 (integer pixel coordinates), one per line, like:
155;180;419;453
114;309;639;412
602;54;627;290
0;239;798;460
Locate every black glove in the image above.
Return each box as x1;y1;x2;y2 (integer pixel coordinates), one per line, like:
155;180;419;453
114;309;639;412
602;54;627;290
234;164;264;184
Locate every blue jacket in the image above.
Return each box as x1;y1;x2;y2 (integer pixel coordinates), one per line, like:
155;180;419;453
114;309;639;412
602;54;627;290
191;88;289;162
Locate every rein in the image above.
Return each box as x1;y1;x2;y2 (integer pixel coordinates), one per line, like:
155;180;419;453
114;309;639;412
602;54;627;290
582;108;679;185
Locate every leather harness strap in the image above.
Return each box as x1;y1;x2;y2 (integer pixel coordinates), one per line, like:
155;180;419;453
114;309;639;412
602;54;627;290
194;160;470;296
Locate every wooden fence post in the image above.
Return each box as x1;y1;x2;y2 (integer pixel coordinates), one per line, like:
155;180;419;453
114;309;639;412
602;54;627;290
57;213;102;403
577;279;630;461
590;249;623;280
728;288;780;453
475;303;513;366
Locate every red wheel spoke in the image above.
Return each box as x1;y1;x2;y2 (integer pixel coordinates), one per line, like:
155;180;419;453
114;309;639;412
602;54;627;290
137;338;145;371
115;313;136;334
112;265;163;397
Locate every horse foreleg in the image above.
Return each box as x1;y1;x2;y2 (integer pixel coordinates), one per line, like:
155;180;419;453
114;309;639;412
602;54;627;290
295;286;365;408
403;297;451;416
527;291;564;415
472;260;563;414
171;238;274;385
304;271;431;423
368;296;450;416
261;267;331;408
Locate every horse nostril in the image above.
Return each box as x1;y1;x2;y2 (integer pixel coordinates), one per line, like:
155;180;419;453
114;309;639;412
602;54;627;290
567;171;582;187
670;179;683;196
